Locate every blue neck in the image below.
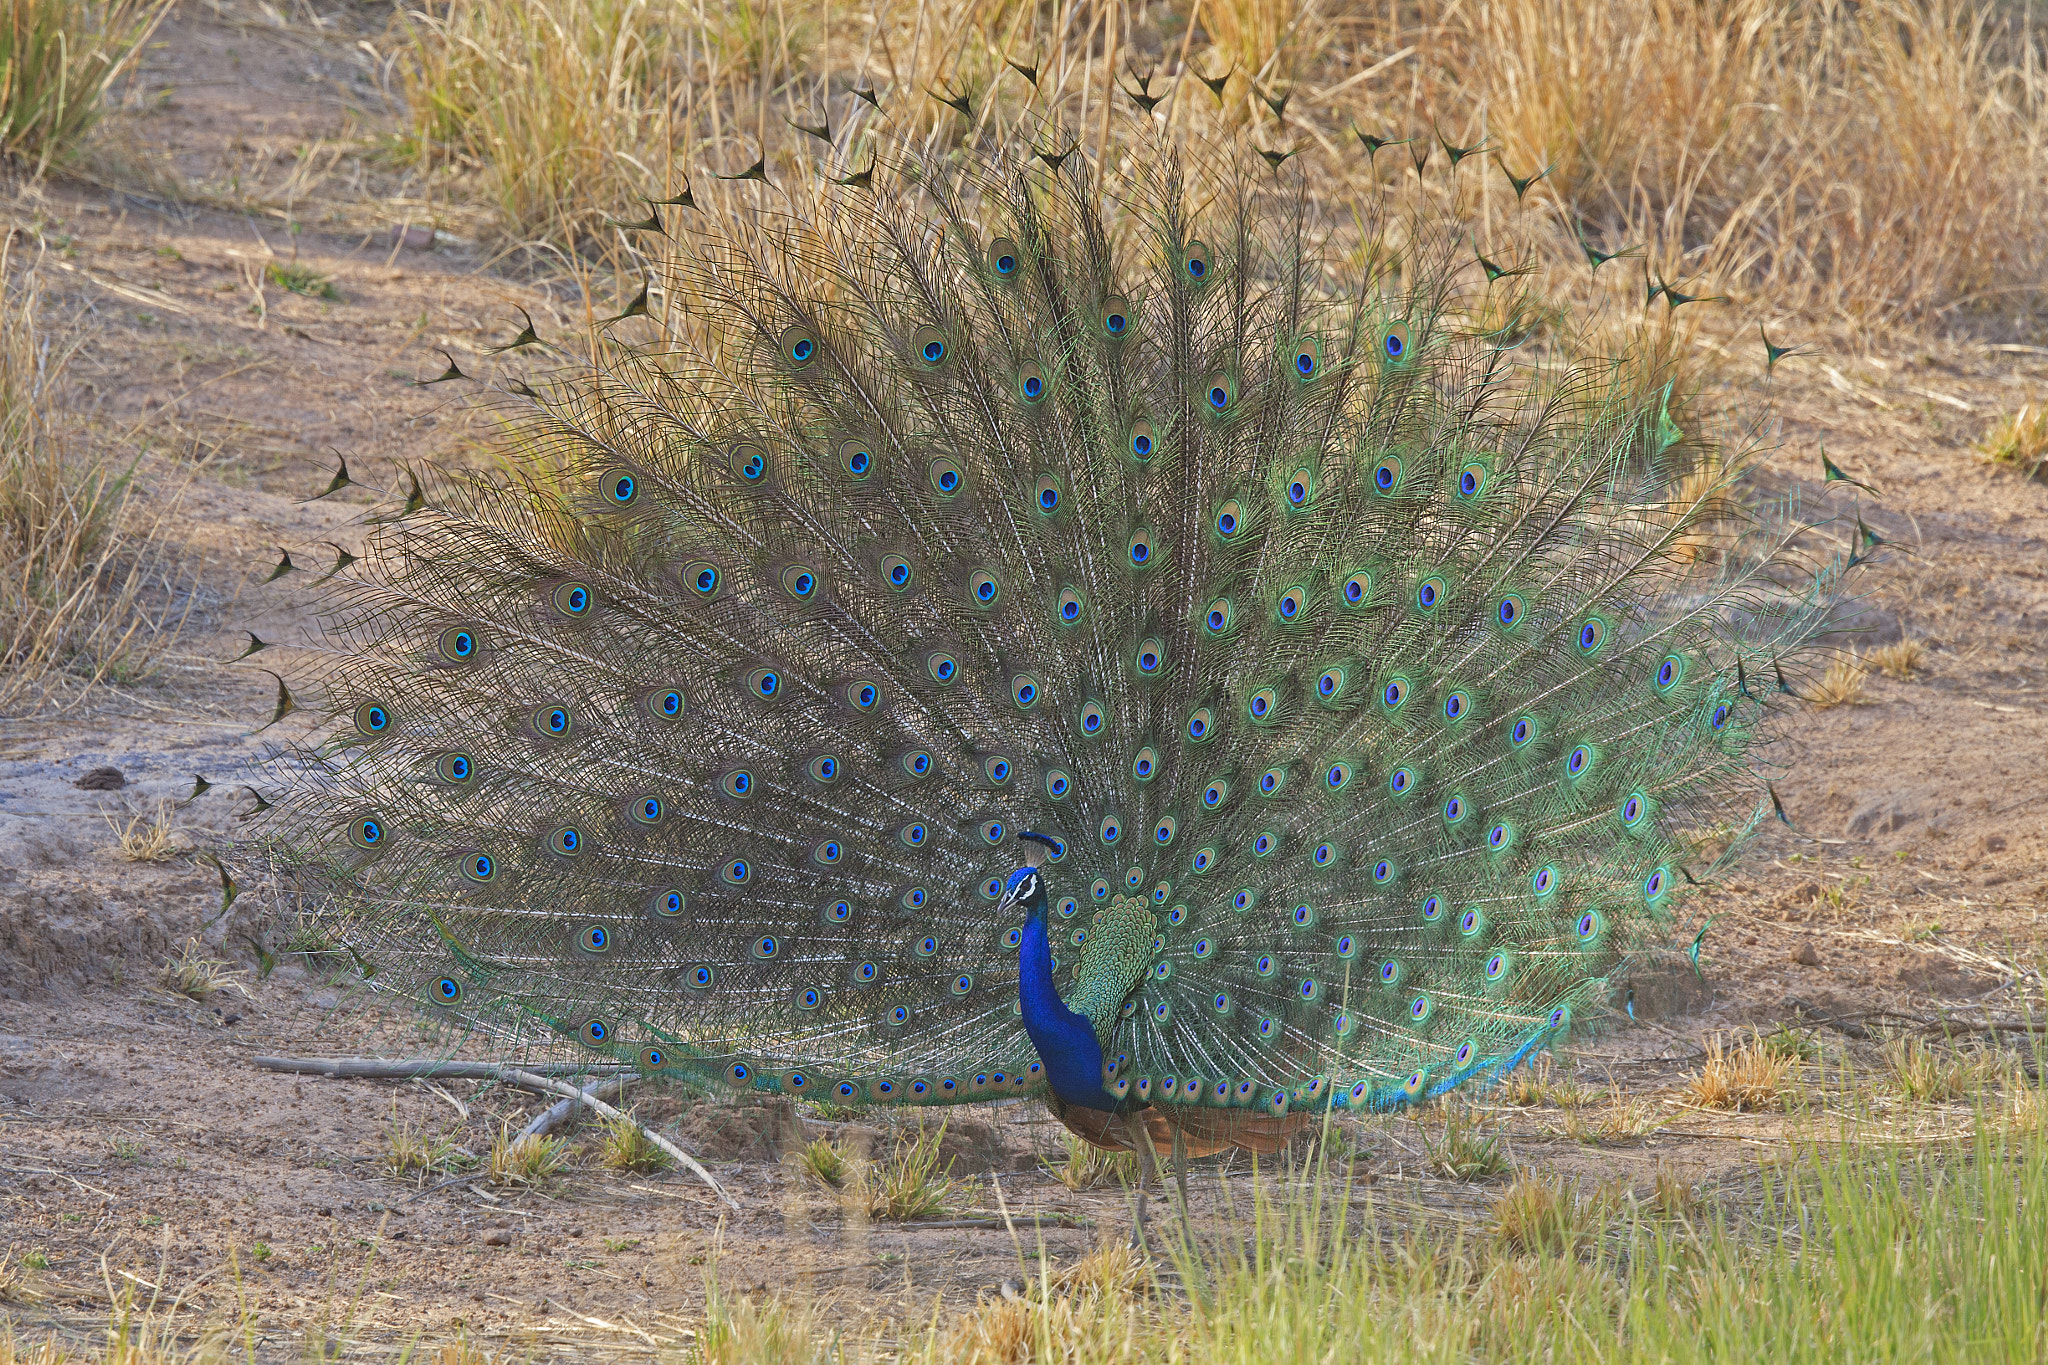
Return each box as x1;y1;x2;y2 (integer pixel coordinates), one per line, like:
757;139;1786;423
1018;900;1120;1109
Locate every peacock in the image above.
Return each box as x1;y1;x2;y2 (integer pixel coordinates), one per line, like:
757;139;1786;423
249;102;1852;1168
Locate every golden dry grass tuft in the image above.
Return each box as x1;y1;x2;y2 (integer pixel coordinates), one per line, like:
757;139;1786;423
157;937;249;1003
1686;1032;1796;1111
1977;404;2048;477
1423;1099;1512;1178
0;0;171;173
101;797;183;862
790;1134;850;1189
0;252;195;719
384;1113;469;1178
1867;638;1928;679
1809;652;1870;708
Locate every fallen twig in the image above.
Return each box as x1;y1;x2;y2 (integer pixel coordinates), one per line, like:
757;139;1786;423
254;1055;734;1209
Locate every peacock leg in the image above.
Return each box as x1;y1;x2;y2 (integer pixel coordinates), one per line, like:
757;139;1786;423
1130;1122;1162;1251
1170;1121;1192;1238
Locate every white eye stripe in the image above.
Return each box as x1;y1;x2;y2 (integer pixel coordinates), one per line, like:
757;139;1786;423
1017;873;1039;900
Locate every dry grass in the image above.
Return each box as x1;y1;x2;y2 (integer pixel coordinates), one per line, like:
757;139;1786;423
1422;1100;1512;1178
101;797;183;862
1867;638;1928;679
0;251;194;719
1809;651;1870;708
384;1112;470;1178
790;1135;850;1189
854;1121;957;1222
156;937;250;1003
1686;1031;1796;1111
1977;404;2048;477
596;1106;673;1173
0;0;170;174
1044;1129;1140;1192
1885;1037;2001;1103
378;0;2047;327
1499;1057;1595;1109
1490;1172;1614;1257
0;1244;43;1306
487;1122;572;1186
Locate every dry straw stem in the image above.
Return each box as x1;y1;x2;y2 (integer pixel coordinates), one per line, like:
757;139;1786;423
1686;1030;1795;1111
1885;1036;2001;1103
854;1120;957;1221
0;0;172;174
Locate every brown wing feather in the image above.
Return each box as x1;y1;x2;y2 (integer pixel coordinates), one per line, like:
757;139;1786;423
1048;1097;1311;1158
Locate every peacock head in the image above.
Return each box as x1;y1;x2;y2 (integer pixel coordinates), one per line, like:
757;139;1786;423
997;831;1061;919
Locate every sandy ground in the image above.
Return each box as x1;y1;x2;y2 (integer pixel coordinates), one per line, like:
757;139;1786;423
2;3;2045;1357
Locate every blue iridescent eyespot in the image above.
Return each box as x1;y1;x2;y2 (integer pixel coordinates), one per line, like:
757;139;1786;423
1710;702;1731;731
840;439;873;478
1389;767;1414;796
1016;363;1048;404
723;858;751;884
779;326;817;367
1566;745;1591;778
825;900;852;923
1644;867;1669;900
436;752;473;785
438;627;479;663
881;554;913;589
1192;847;1216;873
1286;468;1312;507
1205;596;1234;634
1130;420;1157;461
684;561;719;596
902;750;933;777
969;570;1000;606
748;668;780;698
549;825;582;856
654;888;684;917
1443;691;1470;722
433;977;462;1004
1277;587;1305;620
1578;617;1607;652
1044;768;1071;798
1314;844;1336;867
927;653;959;684
1488;822;1513;851
1460;906;1486;937
781;565;817;599
1457;463;1485;498
1444;795;1465;822
1382;677;1409;709
635;796;662;823
989;237;1020;276
1202;781;1229;809
1128;528;1155;566
813;840;843;864
1154;816;1177;845
1254;832;1275;857
1497;594;1524;628
1371;858;1393;883
532;704;572;738
1259;768;1284;796
1420;894;1443;922
1100;816;1121;844
731;442;770;482
1383;321;1410;361
1184;240;1212;281
1059;587;1085;623
929;457;966;495
1327;762;1352;789
1206;377;1232;412
902;887;928;910
648;688;685;719
580;1018;611;1046
1510;716;1536;747
1532;866;1558;896
1248;687;1278;721
1216;500;1243;538
1236;890;1256;912
354;701;392;735
1416;577;1444;611
1576;911;1603;942
914;325;948;366
1342;572;1370;605
979;820;1006;845
1484;952;1508;982
465;853;494;882
1136;639;1163;673
1035;475;1062;513
1621;793;1647;826
603;471;637;505
1656;654;1684;690
1187;707;1215;741
1372;457;1402;493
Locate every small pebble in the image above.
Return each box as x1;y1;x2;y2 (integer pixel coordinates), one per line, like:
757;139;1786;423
999;1278;1025;1301
481;1228;512;1246
74;765;125;790
1792;941;1821;967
